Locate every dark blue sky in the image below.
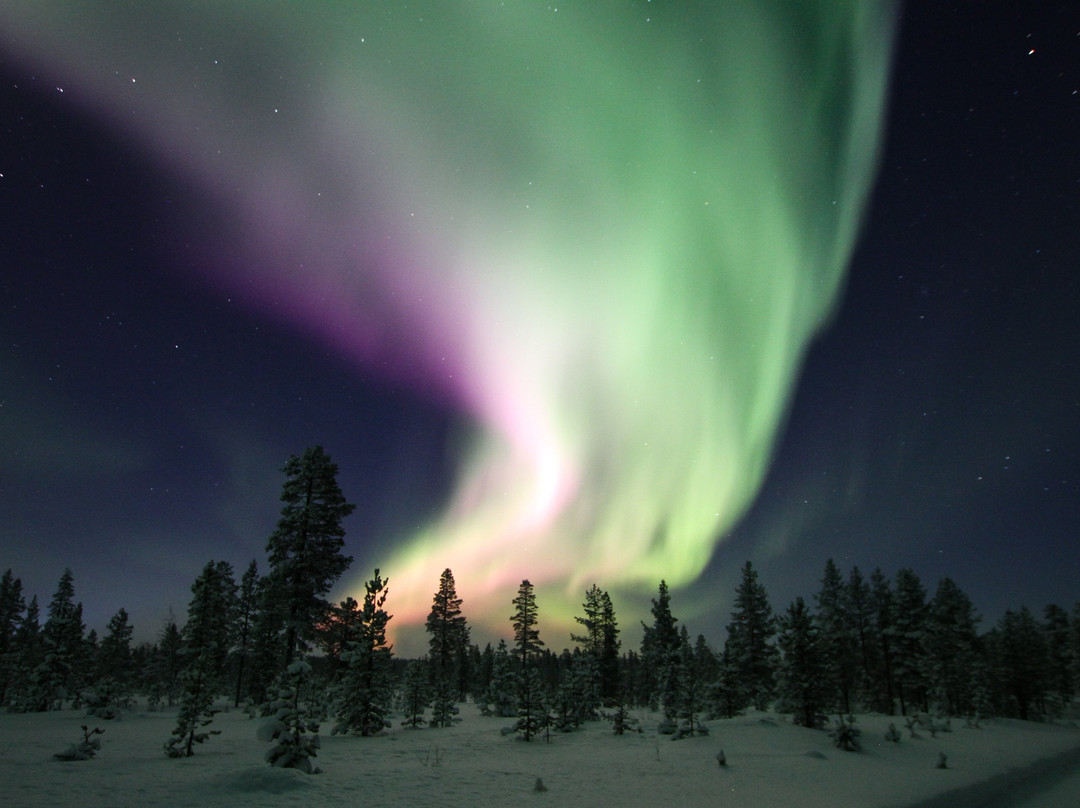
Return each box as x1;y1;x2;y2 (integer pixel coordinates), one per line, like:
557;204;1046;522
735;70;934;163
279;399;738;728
1;3;1077;649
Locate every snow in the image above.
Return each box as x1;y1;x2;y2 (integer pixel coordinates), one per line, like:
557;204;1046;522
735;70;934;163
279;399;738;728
2;703;1078;808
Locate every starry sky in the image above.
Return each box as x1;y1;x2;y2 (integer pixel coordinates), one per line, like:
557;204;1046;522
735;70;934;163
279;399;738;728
1;2;1077;657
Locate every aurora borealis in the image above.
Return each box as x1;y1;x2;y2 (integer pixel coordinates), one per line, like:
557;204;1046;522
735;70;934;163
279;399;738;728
3;3;1077;653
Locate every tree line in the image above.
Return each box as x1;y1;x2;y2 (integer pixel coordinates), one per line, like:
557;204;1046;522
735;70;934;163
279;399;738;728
2;446;1078;761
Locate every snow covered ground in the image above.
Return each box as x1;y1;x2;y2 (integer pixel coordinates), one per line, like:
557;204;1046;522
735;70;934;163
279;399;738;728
2;703;1078;808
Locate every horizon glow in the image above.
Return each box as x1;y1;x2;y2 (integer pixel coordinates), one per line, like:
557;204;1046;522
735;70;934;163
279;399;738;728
1;2;895;649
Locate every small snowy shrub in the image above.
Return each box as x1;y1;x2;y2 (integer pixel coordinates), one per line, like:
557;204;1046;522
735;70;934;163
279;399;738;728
260;661;323;775
905;714;921;738
884;723;901;743
828;714;861;752
54;725;104;761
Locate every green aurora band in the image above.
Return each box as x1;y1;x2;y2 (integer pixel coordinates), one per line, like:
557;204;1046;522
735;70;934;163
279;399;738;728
1;2;896;647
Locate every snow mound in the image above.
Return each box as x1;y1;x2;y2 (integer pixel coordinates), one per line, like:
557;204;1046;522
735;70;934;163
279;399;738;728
211;766;316;795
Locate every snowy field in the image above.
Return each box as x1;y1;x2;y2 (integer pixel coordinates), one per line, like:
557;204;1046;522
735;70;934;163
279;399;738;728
2;703;1078;808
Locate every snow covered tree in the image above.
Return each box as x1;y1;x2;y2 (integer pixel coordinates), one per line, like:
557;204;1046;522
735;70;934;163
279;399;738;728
572;584;620;706
334;570;394;736
5;595;42;711
34;569;85;711
265;445;356;669
724;561;777;711
640;580;680;713
165;560;233;757
91;607;134;717
814;559;858;713
426;568;469;725
260;660;322;774
480;639;517;717
511;579;545;740
923;577;980;717
776;597;829;728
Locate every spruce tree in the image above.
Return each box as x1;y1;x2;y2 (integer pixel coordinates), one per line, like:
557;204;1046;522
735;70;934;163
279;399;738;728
229;559;261;707
399;658;432;728
260;660;323;774
146;616;183;710
334;570;393;736
480;639;517;717
844;565;880;708
924;577;980;717
165;561;233;757
640;580;680;713
511;579;545;740
572;585;620;706
889;568;929;715
991;607;1049;720
265;445;356;669
776;598;829;728
724;561;778;711
6;596;42;711
35;569;85;711
0;570;25;706
814;559;857;713
869;568;898;713
1042;604;1074;714
426;568;469;725
91;608;134;717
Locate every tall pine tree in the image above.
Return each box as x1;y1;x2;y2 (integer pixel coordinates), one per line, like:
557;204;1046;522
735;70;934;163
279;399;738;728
426;568;469;726
165;561;234;757
724;561;777;711
511;580;544;741
335;570;394;736
265;446;356;669
776;597;829;728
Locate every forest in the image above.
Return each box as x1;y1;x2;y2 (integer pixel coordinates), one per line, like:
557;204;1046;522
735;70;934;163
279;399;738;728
1;447;1076;772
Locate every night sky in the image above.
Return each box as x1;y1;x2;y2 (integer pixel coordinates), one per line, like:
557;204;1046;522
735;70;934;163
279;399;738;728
1;3;1077;657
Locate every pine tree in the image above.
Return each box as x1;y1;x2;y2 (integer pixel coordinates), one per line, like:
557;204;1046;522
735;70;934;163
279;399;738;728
776;597;829;728
265;445;356;669
0;569;25;706
869;568;898;713
91;608;134;717
35;569;85;711
6;596;42;711
1042;604;1074;714
511;579;545;741
165;561;232;757
480;640;517;717
924;577;980;717
260;660;323;774
889;568;929;715
229;559;261;707
426;568;469;725
640;580;679;713
724;561;777;711
990;607;1049;720
572;585;621;706
334;570;394;736
814;559;858;713
844;565;880;709
400;658;432;728
145;616;183;710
